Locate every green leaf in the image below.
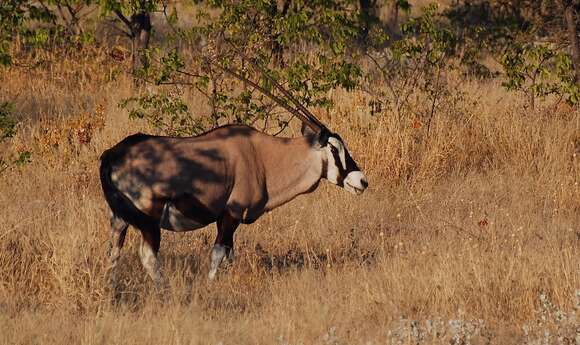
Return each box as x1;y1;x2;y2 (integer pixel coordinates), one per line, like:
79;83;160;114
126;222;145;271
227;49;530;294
0;102;17;140
14;151;31;166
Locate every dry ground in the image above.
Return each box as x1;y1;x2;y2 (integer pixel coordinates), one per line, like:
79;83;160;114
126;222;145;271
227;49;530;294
0;45;578;345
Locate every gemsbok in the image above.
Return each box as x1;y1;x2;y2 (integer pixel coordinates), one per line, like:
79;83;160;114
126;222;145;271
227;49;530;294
100;76;368;287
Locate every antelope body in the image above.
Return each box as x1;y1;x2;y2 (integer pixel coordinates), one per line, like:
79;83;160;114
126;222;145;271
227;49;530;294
101;123;367;285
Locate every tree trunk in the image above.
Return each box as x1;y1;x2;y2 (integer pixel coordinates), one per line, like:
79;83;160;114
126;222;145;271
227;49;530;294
562;2;580;84
268;0;290;67
359;0;374;39
130;12;151;76
389;0;399;30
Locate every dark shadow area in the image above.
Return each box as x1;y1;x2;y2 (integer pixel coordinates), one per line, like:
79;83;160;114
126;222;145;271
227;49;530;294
442;0;575;51
108;250;203;308
444;1;533;47
101;125;262;230
252;242;378;273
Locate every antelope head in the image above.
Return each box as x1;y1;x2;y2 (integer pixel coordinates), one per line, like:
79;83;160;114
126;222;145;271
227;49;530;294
220;59;369;194
303;124;368;195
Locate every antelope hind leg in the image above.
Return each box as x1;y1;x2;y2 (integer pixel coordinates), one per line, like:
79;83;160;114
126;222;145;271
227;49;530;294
108;214;128;293
138;227;164;289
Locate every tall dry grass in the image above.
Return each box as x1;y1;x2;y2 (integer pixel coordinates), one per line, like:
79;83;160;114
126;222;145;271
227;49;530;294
0;44;578;345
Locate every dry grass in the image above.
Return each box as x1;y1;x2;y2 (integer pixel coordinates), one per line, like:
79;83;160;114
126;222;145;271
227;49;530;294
0;44;578;345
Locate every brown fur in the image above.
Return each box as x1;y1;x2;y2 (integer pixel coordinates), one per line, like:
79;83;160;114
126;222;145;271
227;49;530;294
109;125;324;227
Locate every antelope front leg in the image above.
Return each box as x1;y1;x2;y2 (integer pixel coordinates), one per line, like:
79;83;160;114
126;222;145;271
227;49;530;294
209;213;239;280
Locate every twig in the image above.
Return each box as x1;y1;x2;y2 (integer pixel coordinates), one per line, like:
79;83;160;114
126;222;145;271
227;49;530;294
272;116;294;136
113;10;133;35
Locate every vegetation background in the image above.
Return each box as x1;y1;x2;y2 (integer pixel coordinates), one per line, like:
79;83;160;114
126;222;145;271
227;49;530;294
0;0;579;344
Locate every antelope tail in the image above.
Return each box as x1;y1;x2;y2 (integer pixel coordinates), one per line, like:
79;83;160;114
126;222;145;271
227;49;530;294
99;134;159;231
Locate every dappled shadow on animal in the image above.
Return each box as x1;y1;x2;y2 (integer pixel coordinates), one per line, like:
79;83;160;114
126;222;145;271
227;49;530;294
100;122;368;292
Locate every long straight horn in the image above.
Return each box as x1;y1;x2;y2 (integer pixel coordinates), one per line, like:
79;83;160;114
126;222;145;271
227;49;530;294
248;62;326;132
216;64;321;132
217;40;327;133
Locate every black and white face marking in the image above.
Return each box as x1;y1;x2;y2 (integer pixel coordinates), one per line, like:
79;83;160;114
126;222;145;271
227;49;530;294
323;134;368;195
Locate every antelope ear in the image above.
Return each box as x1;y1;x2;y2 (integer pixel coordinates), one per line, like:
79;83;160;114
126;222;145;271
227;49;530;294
301;122;317;138
318;128;331;146
301;123;330;147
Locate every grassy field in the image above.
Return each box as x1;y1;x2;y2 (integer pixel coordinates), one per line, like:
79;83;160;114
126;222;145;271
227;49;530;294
0;31;579;344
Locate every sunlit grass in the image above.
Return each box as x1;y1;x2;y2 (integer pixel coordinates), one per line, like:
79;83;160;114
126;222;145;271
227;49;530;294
0;41;578;344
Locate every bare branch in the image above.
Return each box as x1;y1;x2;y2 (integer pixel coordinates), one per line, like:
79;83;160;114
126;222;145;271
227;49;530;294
114;9;133;34
106;19;132;38
37;0;58;27
272;117;293;136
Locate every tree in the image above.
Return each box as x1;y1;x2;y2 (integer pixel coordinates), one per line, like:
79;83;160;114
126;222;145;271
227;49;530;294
359;0;377;39
37;0;95;36
100;0;157;75
123;0;363;135
443;0;580;105
558;0;580;84
0;0;55;65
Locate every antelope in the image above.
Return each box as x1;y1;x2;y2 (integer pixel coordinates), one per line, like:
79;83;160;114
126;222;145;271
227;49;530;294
99;71;368;287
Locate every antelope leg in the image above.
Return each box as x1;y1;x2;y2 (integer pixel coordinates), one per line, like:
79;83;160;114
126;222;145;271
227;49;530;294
108;214;128;292
138;227;163;288
208;213;240;280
